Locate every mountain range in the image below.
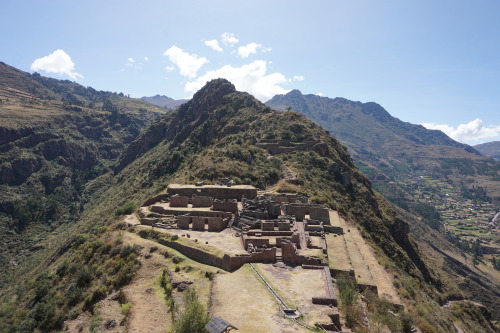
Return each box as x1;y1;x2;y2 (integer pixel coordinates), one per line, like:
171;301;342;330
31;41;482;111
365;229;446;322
475;141;500;161
141;94;188;109
0;64;498;332
266;90;500;202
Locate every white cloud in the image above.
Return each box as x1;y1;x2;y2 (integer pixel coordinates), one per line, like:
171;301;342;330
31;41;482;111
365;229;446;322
204;40;223;52
421;118;500;144
184;60;292;101
237;43;262;58
31;49;83;80
291;75;304;82
165;65;175;72
316;92;324;96
221;32;239;46
144;57;149;61
125;57;143;70
162;46;208;78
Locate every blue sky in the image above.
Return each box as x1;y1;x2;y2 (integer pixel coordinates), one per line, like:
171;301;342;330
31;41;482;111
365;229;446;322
1;0;499;144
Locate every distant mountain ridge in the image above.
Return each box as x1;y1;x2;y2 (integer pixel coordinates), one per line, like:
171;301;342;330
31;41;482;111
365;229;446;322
474;141;500;161
267;90;477;152
266;90;499;201
141;94;187;109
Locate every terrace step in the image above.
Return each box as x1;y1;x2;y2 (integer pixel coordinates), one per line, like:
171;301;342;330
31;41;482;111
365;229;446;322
343;226;376;290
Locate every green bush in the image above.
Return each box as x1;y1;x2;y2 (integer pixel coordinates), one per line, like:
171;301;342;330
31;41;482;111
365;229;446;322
173;289;208;333
114;201;137;217
121;303;132;317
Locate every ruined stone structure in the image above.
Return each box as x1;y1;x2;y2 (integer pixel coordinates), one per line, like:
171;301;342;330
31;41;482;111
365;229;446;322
176;214;229;232
169;195;189;207
167;183;257;200
136;183;401;331
192;195;213;207
212;199;238;213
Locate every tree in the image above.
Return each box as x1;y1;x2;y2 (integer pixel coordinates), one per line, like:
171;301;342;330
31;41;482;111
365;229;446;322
173;288;209;333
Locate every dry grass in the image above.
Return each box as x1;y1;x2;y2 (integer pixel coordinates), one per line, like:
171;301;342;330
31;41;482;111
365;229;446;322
210;264;309;333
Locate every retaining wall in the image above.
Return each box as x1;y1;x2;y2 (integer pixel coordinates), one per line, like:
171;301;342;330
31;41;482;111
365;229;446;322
192;196;212;207
167;185;257;200
156;237;275;271
169;196;189;207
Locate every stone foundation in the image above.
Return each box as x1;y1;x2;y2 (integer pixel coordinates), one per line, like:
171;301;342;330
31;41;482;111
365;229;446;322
212;199;238;213
170;195;189;207
192;195;212;207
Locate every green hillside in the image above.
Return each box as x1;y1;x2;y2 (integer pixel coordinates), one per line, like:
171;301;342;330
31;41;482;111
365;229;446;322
0;62;166;286
0;73;498;332
266;90;500;272
475;141;500;161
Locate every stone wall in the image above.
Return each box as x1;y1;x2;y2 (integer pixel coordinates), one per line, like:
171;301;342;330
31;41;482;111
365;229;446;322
157;237;275;271
150;205;231;218
278;221;291;231
207;217;227;232
266;201;281;219
168;185;257;200
261;221;275;231
212;200;238;213
282;241;323;266
177;215;191;229
305;223;323;232
192;195;212;207
140;217;157;226
192;216;206;231
247;230;293;237
309;206;330;224
170;195;189;207
244;238;270;250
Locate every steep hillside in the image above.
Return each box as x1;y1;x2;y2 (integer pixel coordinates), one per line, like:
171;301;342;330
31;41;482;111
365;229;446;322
0;62;166;286
475;141;500;161
141;94;188;109
1;79;498;332
267;90;500;267
266;91;498;196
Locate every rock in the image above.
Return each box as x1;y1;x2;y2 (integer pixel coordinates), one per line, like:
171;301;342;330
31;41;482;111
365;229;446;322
105;319;117;329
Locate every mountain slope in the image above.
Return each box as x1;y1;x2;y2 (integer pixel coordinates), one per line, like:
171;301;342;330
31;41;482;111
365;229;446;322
475;141;500;160
1;79;498;332
0;62;166;286
141;94;188;109
266;90;500;268
265;91;498;198
60;79;500;328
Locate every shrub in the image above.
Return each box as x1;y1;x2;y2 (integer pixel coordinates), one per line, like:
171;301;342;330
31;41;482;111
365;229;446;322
121;303;132;317
114;201;136;217
173;289;209;333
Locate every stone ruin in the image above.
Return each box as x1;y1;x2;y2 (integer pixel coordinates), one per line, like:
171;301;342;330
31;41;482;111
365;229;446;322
137;184;369;331
138;185;333;269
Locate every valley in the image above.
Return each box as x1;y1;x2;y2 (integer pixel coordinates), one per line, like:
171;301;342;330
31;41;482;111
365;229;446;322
0;74;498;333
266;90;500;271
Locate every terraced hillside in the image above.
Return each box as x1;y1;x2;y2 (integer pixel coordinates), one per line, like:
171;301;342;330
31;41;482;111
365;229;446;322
0;78;498;333
266;89;500;275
